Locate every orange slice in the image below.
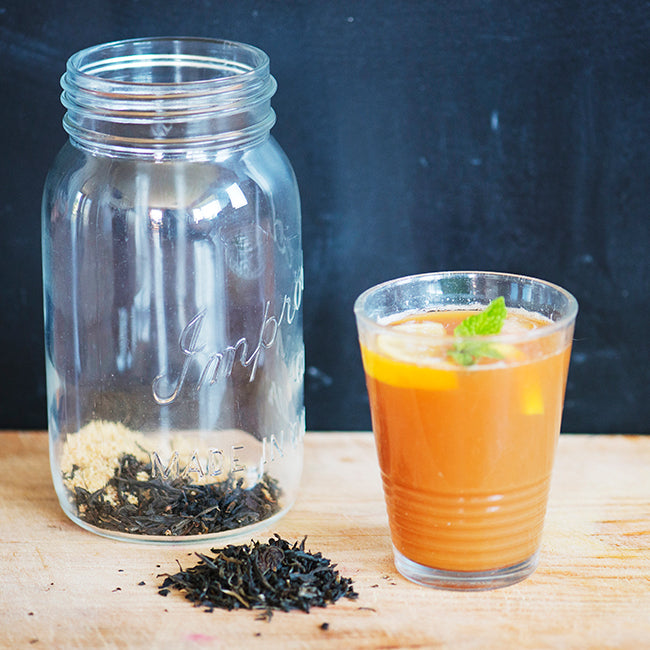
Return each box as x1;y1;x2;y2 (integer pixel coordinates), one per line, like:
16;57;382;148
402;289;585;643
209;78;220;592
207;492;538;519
361;320;458;391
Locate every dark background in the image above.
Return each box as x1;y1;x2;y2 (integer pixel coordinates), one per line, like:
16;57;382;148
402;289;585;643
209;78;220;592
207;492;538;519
1;1;648;433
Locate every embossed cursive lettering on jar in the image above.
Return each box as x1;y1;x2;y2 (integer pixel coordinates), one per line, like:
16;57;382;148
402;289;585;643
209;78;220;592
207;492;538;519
42;38;304;543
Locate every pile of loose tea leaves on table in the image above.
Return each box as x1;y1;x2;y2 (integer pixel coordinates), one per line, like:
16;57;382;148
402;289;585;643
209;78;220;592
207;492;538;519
158;535;358;618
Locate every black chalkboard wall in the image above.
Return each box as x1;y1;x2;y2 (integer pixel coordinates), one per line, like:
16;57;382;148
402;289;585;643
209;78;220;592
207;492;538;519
0;1;648;433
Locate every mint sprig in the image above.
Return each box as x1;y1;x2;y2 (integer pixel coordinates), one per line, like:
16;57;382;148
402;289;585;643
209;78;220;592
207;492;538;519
448;296;507;366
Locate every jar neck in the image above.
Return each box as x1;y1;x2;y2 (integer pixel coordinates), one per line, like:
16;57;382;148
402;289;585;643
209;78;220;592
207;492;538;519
61;37;277;159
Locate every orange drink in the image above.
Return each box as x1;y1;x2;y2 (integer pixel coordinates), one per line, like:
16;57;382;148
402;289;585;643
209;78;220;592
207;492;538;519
354;272;577;590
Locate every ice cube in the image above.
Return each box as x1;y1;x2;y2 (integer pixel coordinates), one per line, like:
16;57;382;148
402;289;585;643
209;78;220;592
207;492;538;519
392;321;446;337
376;320;448;364
500;312;537;335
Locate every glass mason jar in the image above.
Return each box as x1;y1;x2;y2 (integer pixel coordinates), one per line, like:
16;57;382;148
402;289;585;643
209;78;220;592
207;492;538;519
41;37;304;543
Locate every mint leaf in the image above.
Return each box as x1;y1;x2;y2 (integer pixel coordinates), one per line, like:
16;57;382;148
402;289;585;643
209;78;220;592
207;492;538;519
454;296;507;337
449;297;507;366
448;341;504;366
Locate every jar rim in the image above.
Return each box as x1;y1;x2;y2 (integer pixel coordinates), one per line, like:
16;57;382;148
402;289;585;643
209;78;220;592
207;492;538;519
66;36;270;91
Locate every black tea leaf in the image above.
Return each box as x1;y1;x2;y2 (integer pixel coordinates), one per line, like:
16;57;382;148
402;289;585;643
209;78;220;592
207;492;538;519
157;535;358;618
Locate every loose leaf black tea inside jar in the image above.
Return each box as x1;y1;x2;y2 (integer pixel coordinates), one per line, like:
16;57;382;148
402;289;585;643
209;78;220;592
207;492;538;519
158;535;359;618
61;421;282;536
71;455;281;536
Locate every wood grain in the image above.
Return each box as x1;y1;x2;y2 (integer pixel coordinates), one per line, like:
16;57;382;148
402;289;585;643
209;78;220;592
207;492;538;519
0;432;648;649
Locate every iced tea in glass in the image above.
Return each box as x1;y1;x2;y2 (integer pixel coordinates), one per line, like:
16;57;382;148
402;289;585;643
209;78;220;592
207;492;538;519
354;272;577;590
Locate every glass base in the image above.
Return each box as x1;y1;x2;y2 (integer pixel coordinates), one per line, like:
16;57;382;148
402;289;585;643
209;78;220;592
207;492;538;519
393;547;540;591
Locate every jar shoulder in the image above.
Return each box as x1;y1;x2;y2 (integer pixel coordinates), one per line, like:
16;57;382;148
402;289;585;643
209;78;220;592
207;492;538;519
244;136;298;181
41;138;302;256
42;142;109;212
44;138;298;204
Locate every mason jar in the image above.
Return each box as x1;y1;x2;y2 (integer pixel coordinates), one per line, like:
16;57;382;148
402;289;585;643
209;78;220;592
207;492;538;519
41;37;304;543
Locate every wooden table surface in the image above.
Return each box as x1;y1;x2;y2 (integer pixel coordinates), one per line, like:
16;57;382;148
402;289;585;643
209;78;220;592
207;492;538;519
1;431;649;649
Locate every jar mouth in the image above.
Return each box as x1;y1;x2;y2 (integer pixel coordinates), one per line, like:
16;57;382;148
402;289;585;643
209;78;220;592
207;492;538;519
61;37;277;157
67;37;269;90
